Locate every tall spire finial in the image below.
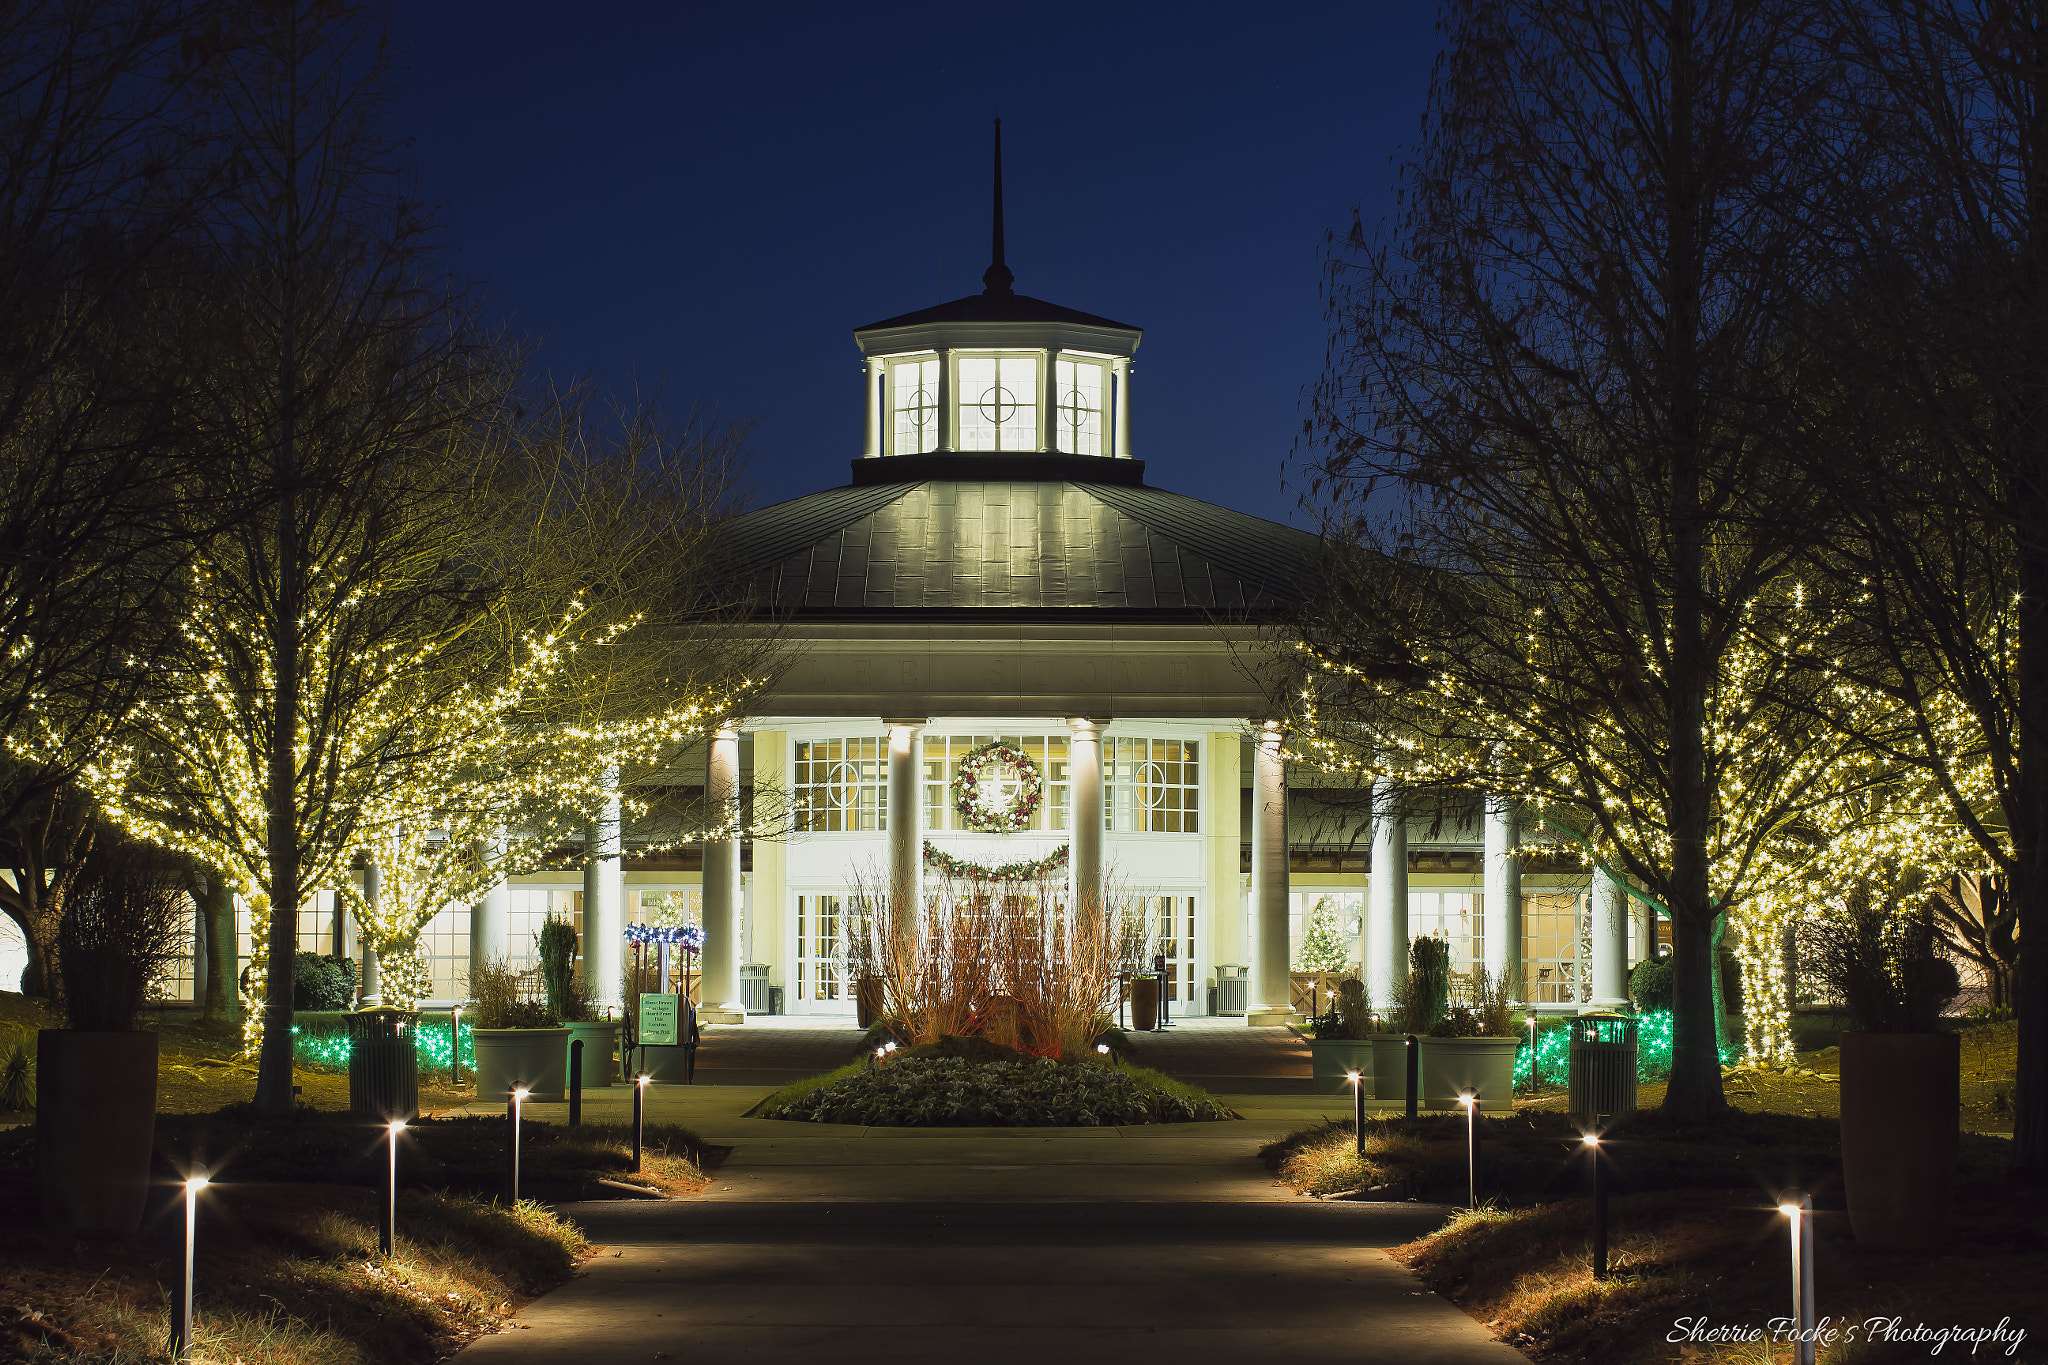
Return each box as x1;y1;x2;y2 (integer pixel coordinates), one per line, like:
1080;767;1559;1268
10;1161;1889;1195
982;118;1014;296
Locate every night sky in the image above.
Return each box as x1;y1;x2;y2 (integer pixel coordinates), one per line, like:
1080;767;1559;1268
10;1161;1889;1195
392;3;1440;527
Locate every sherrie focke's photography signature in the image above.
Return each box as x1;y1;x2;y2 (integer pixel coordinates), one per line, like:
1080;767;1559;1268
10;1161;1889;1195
1667;1315;2031;1356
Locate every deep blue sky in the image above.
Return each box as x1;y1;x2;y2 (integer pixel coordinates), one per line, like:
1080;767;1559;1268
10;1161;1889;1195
391;3;1441;528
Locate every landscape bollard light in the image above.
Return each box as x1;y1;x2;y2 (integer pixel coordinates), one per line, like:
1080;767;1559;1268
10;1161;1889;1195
1779;1191;1816;1365
1404;1035;1419;1120
450;1006;463;1087
507;1087;529;1204
1349;1071;1365;1156
633;1073;650;1172
1584;1132;1608;1279
170;1174;208;1363
383;1120;405;1257
569;1039;584;1127
1459;1092;1481;1208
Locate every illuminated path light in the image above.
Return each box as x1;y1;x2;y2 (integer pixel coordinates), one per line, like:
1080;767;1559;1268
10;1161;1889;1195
1584;1132;1608;1279
172;1175;208;1363
383;1120;406;1256
1779;1191;1816;1365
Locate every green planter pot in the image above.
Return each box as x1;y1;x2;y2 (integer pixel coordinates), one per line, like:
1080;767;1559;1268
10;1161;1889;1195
37;1030;158;1234
1417;1035;1521;1109
1307;1038;1375;1094
473;1027;569;1102
1369;1035;1412;1100
564;1021;621;1089
1840;1031;1958;1250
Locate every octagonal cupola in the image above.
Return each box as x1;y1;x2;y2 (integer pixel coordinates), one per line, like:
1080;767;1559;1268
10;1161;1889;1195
853;121;1142;468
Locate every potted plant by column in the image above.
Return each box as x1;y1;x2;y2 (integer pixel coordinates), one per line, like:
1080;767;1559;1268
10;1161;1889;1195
467;956;568;1102
1372;937;1449;1100
845;911;883;1028
1416;967;1521;1108
1306;978;1376;1093
38;836;187;1234
1804;898;1961;1249
539;915;618;1091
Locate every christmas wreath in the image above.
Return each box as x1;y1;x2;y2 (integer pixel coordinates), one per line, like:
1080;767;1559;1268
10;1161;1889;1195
952;741;1043;833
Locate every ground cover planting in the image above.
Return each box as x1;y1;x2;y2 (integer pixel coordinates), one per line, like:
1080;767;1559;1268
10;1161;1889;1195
758;1049;1234;1126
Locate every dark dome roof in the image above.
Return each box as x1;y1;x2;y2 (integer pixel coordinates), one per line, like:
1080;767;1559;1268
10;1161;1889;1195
854;291;1140;334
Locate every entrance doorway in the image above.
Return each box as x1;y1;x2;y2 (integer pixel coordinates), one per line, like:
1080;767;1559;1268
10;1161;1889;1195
1132;893;1198;1008
793;892;855;1015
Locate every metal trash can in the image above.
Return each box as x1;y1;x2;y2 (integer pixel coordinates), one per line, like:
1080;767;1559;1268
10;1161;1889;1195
347;1008;419;1122
1216;964;1249;1016
740;963;771;1014
1568;1009;1638;1121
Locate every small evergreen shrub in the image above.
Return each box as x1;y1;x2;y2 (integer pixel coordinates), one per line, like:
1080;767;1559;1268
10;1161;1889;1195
292;952;358;1011
1629;953;1674;1013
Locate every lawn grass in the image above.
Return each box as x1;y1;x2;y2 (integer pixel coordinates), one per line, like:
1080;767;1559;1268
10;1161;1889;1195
0;991;475;1124
749;1060;867;1116
1263;1103;2046;1362
0;1182;589;1364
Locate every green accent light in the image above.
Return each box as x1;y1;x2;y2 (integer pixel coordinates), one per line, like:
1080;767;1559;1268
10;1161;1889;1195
1513;1010;1736;1090
291;1017;474;1074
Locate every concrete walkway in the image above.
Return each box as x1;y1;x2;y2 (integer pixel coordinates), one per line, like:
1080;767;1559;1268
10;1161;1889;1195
456;1082;1528;1364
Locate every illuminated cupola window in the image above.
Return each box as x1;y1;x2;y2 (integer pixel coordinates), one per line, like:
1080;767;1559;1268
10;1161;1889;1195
852;121;1142;464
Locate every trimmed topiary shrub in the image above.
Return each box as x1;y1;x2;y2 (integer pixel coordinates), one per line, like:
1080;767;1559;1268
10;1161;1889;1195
292;952;358;1011
1629;953;1674;1013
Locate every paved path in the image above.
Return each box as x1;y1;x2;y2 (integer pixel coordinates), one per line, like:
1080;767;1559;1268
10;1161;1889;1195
456;1084;1527;1364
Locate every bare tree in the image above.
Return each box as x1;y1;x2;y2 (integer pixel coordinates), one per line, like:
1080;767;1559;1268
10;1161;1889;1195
1293;0;1845;1119
1815;0;2048;1180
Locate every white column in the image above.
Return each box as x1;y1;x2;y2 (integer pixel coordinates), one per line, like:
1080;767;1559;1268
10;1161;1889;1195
1068;718;1105;916
864;357;882;457
1042;349;1058;452
1248;721;1291;1023
885;720;923;938
702;724;745;1020
1113;359;1133;459
582;772;624;1010
1365;782;1408;1013
359;866;382;1007
1592;870;1630;1008
469;832;511;988
1636;897;1656;964
1483;795;1522;1002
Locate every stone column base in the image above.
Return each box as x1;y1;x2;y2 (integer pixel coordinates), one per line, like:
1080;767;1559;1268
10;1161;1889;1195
697;1007;746;1025
1247;1007;1302;1027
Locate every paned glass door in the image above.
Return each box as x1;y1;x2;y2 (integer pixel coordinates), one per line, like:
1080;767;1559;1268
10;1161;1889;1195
794;893;852;1014
1135;894;1197;1003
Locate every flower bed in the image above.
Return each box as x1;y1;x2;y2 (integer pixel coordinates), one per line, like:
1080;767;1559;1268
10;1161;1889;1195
759;1055;1233;1126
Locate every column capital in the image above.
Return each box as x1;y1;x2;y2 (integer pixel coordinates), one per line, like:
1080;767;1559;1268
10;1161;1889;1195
882;716;930;731
1066;716;1112;733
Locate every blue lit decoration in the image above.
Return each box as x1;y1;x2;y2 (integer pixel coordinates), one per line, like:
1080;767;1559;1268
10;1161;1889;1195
290;1015;474;1074
626;923;704;952
1512;1010;1737;1091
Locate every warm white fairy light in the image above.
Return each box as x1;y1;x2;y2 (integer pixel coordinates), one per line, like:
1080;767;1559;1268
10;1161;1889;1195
1281;573;2002;1066
79;560;764;1046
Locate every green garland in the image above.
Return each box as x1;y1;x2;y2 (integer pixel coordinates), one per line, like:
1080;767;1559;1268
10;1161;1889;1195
922;840;1070;882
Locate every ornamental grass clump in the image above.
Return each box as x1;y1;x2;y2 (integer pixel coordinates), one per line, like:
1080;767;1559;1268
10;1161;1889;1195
760;1055;1231;1126
58;835;188;1031
1800;897;1959;1033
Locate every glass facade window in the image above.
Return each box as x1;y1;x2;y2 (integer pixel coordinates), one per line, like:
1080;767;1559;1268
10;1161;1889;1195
1106;737;1199;832
922;732;1069;831
1409;891;1483;1000
1522;892;1585;1005
889;357;940;455
1055;357;1106;455
792;737;889;832
957;354;1038;451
